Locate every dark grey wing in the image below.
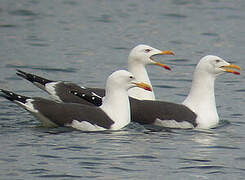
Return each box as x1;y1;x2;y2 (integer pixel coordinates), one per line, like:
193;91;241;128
130;98;198;127
16;69;106;105
0;89;113;129
32;99;114;129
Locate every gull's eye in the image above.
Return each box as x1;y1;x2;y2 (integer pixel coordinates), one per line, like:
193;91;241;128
216;59;221;63
144;49;151;53
129;76;133;79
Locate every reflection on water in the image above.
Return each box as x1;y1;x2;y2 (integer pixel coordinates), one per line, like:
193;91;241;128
192;131;218;146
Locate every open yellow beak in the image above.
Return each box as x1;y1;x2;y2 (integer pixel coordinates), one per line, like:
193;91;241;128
159;50;175;56
133;82;152;92
150;50;175;71
220;64;241;75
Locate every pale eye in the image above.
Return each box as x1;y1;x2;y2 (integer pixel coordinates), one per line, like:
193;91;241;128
144;49;151;53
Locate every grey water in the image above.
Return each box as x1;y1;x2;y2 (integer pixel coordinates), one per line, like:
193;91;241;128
0;0;245;179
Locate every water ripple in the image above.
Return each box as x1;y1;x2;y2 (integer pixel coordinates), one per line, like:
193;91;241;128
71;156;114;161
235;157;245;161
170;58;192;63
119;155;157;160
179;158;212;163
179;165;225;170
37;174;83;178
36;154;62;159
231;113;243;117
63;1;79;6
161;13;187;19
201;32;219;37
214;120;231;129
78;161;104;167
169;40;184;45
110;166;143;172
0;24;18;28
207;170;226;175
154;85;177;89
111;46;129;50
200;145;240;150
27;42;50;47
0;158;18;163
235;89;245;92
5;64;77;73
66;145;90;151
9;9;39;17
88;14;114;23
25;168;50;174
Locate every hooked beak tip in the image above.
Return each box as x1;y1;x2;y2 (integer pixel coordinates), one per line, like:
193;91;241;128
160;50;175;56
134;82;152;91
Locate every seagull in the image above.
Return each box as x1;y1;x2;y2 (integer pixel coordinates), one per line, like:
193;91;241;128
16;44;174;104
0;70;152;131
72;55;241;129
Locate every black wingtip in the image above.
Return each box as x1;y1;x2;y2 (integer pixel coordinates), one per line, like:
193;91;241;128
16;69;30;81
16;69;53;85
16;70;27;80
16;69;25;74
0;89;30;103
0;89;15;102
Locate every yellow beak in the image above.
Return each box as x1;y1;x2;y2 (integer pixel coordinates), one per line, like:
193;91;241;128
150;50;175;71
159;50;175;56
220;64;241;75
133;82;152;92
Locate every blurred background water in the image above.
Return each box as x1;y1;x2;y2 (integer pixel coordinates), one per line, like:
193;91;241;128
0;0;245;179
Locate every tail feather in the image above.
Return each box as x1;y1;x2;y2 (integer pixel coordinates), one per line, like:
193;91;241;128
0;89;30;104
16;69;53;86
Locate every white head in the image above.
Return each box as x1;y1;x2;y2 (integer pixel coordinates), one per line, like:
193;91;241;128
127;44;174;100
102;70;152;130
196;55;241;77
183;55;241;129
106;70;152;93
128;44;174;70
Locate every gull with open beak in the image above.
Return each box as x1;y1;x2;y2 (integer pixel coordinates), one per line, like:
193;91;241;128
16;44;174;105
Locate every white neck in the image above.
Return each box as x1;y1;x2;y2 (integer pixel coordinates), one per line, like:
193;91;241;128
182;69;219;129
100;87;131;130
128;61;155;100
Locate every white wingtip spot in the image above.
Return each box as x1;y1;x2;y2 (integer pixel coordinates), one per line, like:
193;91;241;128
91;92;102;98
